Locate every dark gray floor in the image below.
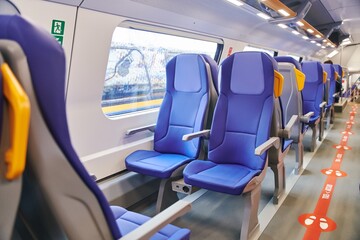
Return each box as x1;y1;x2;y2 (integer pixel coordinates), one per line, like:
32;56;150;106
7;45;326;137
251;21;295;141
260;103;360;240
131;103;360;240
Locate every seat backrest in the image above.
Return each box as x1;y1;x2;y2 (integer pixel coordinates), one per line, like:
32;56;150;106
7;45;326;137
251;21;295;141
0;15;120;239
301;61;324;118
333;64;343;80
275;56;302;71
208;51;277;170
154;54;216;158
322;64;336;106
275;59;304;142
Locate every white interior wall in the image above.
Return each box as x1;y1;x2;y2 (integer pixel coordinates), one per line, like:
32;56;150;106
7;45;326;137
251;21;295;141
10;0;353;180
13;0;77;86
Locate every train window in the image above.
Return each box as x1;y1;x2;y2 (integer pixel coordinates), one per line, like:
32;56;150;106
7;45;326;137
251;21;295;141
102;27;219;118
243;45;275;57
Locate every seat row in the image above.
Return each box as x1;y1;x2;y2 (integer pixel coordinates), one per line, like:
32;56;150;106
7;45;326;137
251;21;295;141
124;48;344;237
0;14;343;240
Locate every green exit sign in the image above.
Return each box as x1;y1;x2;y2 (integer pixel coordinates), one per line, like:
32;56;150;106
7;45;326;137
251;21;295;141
51;20;65;35
51;19;65;46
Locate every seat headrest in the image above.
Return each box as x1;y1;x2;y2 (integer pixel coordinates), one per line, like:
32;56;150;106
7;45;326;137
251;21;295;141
322;64;335;81
170;54;207;92
221;51;278;96
333;64;343;77
275;56;302;71
301;61;324;84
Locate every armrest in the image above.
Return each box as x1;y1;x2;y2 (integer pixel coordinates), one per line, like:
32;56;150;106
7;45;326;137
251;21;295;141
126;124;156;136
255;137;280;156
120;189;207;240
300;111;314;123
182;130;210;141
120;200;191;240
319;101;326;108
332;92;340;97
278;115;298;139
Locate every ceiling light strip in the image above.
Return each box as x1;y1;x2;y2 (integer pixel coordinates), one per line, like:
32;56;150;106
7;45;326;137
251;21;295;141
260;0;337;47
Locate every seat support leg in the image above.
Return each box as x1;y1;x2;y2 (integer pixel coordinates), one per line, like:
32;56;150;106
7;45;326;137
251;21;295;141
324;110;331;130
240;184;261;240
293;142;303;175
319;115;324;141
330;107;335;124
156;178;180;213
310;125;317;152
155;165;187;213
270;161;285;204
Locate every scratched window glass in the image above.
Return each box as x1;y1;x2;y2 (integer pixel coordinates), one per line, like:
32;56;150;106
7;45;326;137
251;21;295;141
102;27;218;117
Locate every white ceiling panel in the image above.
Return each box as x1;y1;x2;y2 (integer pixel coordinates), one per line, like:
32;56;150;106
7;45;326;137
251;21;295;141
320;0;360;43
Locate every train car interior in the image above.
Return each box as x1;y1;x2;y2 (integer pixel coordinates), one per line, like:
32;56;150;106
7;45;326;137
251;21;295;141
0;0;359;239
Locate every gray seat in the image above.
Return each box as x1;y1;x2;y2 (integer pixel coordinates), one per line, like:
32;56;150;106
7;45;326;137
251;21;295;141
275;58;311;175
268;78;297;204
0;51;30;240
1;15;191;240
301;61;326;152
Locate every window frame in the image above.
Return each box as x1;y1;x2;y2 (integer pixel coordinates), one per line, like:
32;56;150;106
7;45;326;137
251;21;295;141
102;20;224;119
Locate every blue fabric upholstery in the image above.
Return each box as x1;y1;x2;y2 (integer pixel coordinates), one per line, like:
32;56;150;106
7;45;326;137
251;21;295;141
126;54;213;178
301;61;324;119
274;56;302;71
0;15;189;239
283;139;293;151
333;64;343;78
111;206;190;240
184;52;276;195
322;64;336;107
126;150;193;178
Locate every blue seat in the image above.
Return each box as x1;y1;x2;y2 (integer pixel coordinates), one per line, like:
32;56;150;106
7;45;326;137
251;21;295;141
0;15;190;240
125;53;218;212
322;64;336;127
333;64;343;100
183;51;281;239
301;61;326;151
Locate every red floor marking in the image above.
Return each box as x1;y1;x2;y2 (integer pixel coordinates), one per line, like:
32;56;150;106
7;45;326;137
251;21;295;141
299;107;356;240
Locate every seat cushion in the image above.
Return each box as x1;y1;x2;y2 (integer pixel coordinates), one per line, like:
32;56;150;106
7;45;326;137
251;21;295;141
183;160;261;195
111;206;190;240
302;124;309;134
283;139;293;152
125;150;193;178
308;115;320;125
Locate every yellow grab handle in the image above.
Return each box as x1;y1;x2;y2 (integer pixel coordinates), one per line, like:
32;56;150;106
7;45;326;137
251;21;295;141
1;63;30;180
335;71;339;80
294;68;305;91
274;70;284;98
323;71;327;84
